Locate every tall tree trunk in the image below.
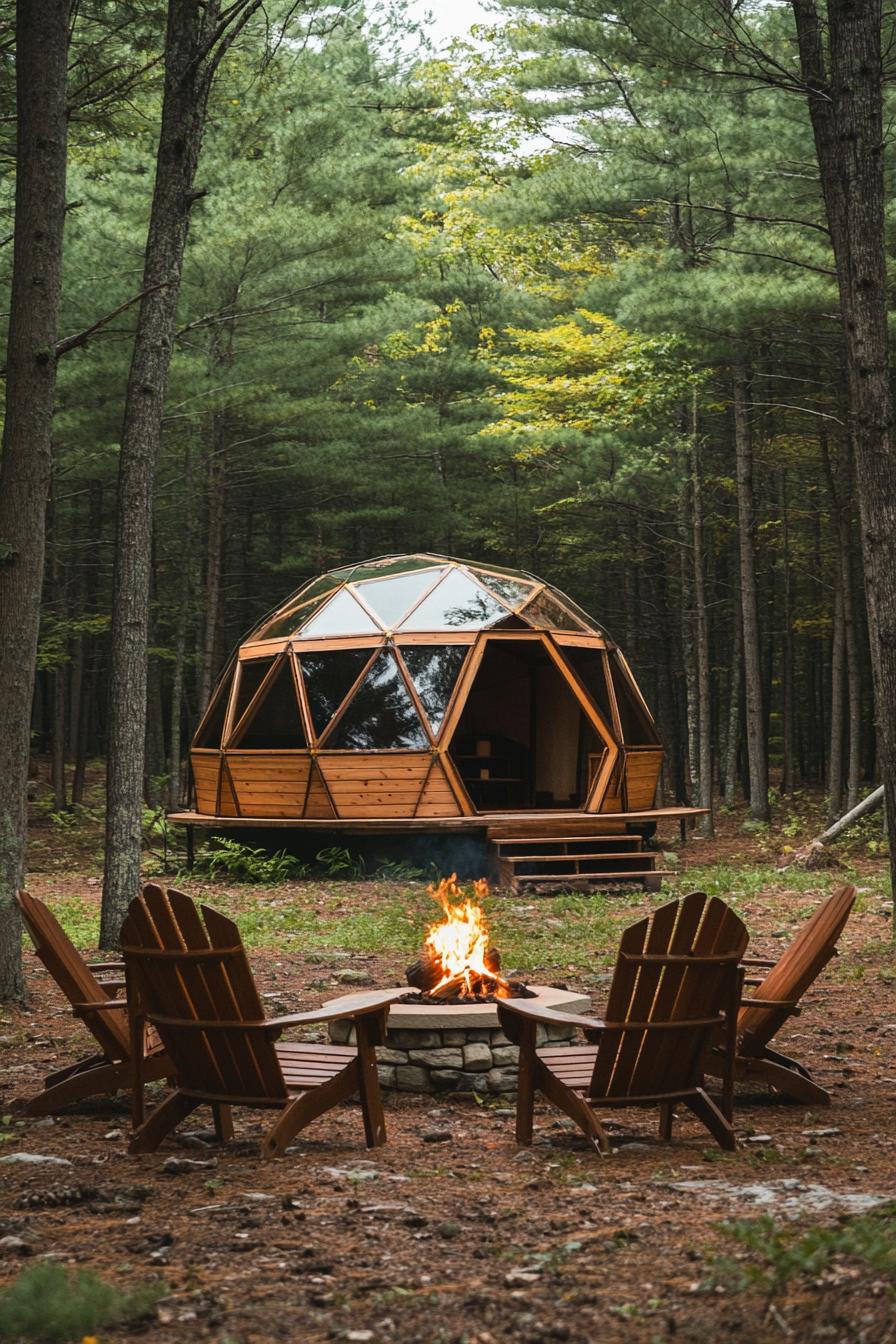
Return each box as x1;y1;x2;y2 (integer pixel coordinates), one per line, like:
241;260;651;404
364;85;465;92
101;0;261;946
732;364;770;822
679;476;697;802
723;579;744;807
0;0;70;1001
198;417;227;713
827;579;845;822
779;472;796;794
690;393;713;836
791;0;896;916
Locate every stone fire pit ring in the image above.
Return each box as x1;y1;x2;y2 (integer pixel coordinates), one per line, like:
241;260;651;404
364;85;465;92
326;985;591;1096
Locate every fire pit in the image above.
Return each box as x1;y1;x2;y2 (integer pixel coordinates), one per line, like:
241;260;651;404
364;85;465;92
326;876;590;1095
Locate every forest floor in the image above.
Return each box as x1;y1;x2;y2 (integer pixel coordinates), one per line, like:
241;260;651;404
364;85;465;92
2;787;896;1343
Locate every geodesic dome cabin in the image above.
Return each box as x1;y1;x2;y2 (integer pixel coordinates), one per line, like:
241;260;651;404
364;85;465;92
188;554;664;823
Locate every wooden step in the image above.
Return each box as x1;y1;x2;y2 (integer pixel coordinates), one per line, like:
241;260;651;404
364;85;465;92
508;870;673;894
493;838;642;855
496;850;650;864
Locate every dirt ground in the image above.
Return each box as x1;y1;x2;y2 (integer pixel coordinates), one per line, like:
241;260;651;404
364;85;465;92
2;807;896;1343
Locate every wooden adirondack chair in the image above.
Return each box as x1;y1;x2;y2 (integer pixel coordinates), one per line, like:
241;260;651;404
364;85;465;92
15;890;170;1118
497;892;748;1153
705;883;856;1105
122;884;403;1159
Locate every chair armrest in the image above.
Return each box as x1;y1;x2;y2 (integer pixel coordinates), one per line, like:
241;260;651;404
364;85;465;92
72;998;126;1018
740;995;800;1011
497;999;605;1034
264;988;407;1034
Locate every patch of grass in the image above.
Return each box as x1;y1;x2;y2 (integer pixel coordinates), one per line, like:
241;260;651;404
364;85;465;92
701;1204;896;1296
0;1262;163;1343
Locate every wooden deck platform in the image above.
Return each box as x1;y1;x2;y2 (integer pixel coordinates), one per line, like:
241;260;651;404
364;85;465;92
168;805;707;834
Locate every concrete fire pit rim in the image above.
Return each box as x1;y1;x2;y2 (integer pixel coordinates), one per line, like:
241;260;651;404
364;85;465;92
322;983;591;1029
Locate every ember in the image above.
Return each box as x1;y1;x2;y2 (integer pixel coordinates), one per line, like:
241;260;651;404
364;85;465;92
404;875;534;1003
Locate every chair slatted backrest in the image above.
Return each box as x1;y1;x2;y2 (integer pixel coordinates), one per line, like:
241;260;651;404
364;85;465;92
589;892;748;1099
16;890;129;1059
121;884;287;1104
738;884;856;1054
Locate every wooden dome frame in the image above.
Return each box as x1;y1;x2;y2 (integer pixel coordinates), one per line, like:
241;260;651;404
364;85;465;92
188;555;665;823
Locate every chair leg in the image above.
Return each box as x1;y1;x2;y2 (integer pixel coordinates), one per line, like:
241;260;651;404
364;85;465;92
212;1103;234;1143
540;1069;611;1154
684;1088;737;1151
129;1091;202;1154
658;1102;674;1142
261;1098;313;1161
739;1053;831;1106
354;1037;387;1149
22;1059;132;1116
514;1021;537;1145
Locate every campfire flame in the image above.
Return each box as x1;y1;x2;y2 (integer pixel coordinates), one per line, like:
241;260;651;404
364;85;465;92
424;875;513;999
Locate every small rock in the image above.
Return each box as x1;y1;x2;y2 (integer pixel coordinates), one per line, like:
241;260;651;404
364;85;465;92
802;1128;841;1139
505;1268;540;1285
161;1156;218;1174
437;1221;461;1239
0;1153;72;1167
422;1130;452;1144
104;1130;123;1141
0;1236;32;1257
332;969;374;985
347;1333;375;1342
745;1135;774;1145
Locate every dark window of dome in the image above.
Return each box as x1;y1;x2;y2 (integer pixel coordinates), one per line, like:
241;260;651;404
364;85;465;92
229;658;274;737
608;652;659;743
561;647;614;731
232;658;306;748
194;664;234;747
520;588;585;631
400;645;468;736
471;569;534;610
346;556;441;583
327;650;427;748
299;649;373;738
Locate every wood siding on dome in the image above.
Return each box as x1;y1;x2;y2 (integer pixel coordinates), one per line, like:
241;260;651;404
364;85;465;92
191;749;221;813
623;747;664;810
317;751;436;818
225;751;313;818
415;758;462;817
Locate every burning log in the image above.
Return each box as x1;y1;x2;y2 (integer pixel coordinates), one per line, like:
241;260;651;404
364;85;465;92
406;945;501;995
402;875;534;1003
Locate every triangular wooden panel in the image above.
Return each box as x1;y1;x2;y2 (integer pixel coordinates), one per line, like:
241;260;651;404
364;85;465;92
218;759;240;817
227;751;312;818
317;752;431;818
415;757;462;817
304;761;336;819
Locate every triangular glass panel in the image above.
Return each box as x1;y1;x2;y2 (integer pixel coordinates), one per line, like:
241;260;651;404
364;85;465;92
229;658;275;737
400;645;468;736
233;659;306;748
545;584;602;634
353;568;445;629
299;648;374;738
520;588;586;632
194;666;233;747
400;568;509;631
471;569;535;611
327;650;428;748
297;587;382;639
257;590;336;641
